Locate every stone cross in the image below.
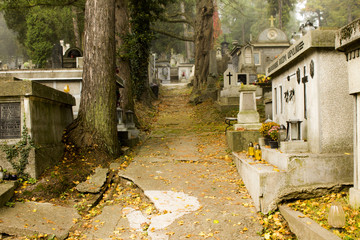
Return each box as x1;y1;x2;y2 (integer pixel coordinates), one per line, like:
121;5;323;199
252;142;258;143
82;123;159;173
269;15;276;27
302;66;308;119
223;65;235;89
227;71;233;85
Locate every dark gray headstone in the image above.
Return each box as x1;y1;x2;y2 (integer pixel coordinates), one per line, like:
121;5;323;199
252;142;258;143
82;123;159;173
51;43;63;69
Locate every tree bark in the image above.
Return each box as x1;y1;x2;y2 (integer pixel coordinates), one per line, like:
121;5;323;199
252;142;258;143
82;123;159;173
193;0;213;91
115;0;134;113
71;6;81;48
68;0;119;156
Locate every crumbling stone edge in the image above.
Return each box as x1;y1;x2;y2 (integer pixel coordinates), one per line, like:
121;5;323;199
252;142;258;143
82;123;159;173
279;205;341;240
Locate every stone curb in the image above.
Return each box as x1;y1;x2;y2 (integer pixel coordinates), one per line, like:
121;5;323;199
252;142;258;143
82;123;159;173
0;182;16;207
279;205;341;240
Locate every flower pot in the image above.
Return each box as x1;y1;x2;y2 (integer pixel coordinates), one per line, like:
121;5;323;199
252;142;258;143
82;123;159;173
264;137;271;146
269;141;279;149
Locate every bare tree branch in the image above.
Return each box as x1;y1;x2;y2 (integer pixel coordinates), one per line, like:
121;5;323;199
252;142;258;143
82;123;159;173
151;26;194;42
0;0;83;10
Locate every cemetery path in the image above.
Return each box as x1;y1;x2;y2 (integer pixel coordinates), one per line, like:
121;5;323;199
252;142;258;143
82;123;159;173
0;84;262;240
91;84;263;239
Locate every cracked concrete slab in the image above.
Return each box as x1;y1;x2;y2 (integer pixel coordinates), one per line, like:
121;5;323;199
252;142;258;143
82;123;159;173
0;201;80;239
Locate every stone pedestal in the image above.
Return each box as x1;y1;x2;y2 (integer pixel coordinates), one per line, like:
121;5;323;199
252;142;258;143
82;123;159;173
226;130;261;152
234;85;261;130
280;141;309;153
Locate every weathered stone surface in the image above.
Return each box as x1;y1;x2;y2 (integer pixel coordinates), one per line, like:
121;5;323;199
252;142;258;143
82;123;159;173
279;205;341;240
84;205;127;239
76;167;108;193
233;151;352;213
0;201;80;240
226;130;261;152
0;182;16;207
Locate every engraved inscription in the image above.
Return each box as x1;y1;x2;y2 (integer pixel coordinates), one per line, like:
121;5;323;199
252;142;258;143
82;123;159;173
0;102;21;139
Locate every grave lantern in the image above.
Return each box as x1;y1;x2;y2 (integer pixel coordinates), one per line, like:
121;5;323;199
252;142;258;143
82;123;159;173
264;116;272;123
328;201;345;229
248;142;254;158
279;124;287;142
116;107;123;124
126;110;134;123
254;144;262;161
126;110;135;129
64;85;70;93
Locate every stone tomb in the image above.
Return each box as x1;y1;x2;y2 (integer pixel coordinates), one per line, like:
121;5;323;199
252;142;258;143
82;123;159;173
0;69;82;118
336;19;360;209
233;30;354;213
155;61;171;84
0;77;75;178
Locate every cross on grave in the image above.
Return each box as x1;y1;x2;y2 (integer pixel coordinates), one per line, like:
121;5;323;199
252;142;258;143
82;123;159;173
302;66;308;119
227;71;233;85
269;15;276;27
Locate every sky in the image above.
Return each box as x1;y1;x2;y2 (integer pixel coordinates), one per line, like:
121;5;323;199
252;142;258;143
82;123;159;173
296;1;306;22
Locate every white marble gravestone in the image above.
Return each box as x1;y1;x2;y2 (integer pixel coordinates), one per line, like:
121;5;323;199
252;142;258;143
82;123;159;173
233;84;261;130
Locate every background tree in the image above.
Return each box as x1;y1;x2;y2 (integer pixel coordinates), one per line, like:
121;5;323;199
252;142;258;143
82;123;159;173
219;0;268;45
151;0;196;62
0;0;85;67
125;0;173;102
267;0;296;30
301;0;360;28
193;0;214;91
116;0;134;113
0;12;25;64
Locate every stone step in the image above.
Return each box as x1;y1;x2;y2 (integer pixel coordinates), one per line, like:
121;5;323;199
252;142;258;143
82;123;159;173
232;152;285;213
233;150;353;213
0;182;16;207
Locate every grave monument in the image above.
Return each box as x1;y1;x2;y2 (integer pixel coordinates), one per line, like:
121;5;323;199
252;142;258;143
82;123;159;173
0;77;75;178
233;29;354;213
335;18;360;209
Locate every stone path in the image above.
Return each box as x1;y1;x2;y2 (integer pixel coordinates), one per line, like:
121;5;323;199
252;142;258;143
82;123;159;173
85;84;262;239
0;84;262;239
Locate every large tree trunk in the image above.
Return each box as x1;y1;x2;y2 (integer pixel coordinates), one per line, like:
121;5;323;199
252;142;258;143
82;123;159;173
115;0;134;112
193;0;213;92
68;0;119;156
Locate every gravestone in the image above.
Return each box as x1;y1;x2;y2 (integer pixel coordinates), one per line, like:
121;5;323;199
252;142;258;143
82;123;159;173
51;43;63;69
233;84;261;130
217;65;239;106
0;77;75;178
